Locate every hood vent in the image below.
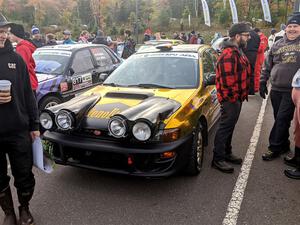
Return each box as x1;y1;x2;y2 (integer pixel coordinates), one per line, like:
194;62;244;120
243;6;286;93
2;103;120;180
105;91;154;100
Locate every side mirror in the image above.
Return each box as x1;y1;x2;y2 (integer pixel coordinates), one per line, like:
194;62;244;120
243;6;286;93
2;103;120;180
99;73;109;81
204;73;216;87
69;68;75;76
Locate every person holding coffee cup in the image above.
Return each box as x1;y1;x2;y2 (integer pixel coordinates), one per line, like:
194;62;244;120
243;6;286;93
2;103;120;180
0;13;39;225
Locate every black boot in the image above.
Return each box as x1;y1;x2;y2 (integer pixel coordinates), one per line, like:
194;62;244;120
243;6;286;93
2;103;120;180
284;154;297;167
211;160;234;173
225;154;243;165
17;190;34;225
284;147;300;179
0;186;17;225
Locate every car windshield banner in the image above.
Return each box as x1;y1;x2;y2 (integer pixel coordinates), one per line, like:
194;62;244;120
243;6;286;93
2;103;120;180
34;51;72;57
135;52;199;60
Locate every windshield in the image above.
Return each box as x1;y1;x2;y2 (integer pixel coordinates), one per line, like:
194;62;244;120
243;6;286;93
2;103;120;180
104;53;199;89
33;51;71;75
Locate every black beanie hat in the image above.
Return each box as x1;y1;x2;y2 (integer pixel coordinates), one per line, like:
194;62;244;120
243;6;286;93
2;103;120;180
229;22;251;37
10;23;25;39
287;14;300;26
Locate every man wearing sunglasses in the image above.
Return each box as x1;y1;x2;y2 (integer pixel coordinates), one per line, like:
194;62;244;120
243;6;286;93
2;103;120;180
212;22;252;173
260;14;300;161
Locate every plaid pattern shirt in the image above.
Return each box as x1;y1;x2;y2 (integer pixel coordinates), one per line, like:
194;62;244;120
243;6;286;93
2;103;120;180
216;46;251;103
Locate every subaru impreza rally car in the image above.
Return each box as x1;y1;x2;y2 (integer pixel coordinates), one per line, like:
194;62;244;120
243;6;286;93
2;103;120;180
33;44;122;110
40;44;220;177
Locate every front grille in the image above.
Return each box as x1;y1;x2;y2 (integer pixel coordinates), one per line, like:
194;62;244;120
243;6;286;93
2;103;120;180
73;129;116;141
72;129;159;145
61;146;128;170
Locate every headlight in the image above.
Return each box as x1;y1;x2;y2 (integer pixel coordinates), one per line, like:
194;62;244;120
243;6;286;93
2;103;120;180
108;117;127;138
132;122;151;141
40;112;53;130
55;110;74;130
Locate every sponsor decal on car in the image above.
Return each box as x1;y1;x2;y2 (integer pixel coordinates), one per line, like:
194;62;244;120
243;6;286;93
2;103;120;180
210;89;218;104
86;108;121;119
90;48;107;61
72;73;92;91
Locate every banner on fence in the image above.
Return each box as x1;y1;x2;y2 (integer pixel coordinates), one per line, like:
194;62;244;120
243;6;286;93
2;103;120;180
229;0;238;24
201;0;211;26
261;0;272;22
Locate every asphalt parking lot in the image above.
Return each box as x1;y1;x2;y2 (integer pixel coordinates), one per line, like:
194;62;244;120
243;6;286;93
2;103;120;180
1;94;299;225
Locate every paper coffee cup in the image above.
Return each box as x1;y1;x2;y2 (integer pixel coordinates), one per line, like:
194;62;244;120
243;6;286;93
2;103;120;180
0;80;11;92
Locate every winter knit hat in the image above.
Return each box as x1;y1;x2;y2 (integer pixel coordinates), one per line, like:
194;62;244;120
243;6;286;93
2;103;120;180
287;14;300;26
292;69;300;88
9;23;25;39
228;22;251;37
271;28;276;35
63;30;71;35
31;25;40;35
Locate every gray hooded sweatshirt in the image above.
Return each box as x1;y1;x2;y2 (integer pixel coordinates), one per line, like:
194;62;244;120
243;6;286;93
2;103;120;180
260;34;300;92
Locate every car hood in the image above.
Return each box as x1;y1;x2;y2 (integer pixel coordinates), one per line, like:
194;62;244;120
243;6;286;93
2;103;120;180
79;86;195;130
47;86;196;131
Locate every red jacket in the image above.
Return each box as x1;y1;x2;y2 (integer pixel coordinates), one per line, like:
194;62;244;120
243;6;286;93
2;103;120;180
189;35;197;44
216;40;251;103
16;40;38;90
255;33;268;68
254;33;268;92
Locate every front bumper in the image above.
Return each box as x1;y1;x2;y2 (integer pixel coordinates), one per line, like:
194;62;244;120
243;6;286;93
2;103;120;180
43;131;193;177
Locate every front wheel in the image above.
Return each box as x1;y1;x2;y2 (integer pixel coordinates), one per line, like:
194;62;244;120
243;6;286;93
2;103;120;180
39;96;62;110
184;123;205;175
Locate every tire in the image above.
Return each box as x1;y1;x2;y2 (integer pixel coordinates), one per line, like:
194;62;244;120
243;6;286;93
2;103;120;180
39;96;62;110
184;123;205;175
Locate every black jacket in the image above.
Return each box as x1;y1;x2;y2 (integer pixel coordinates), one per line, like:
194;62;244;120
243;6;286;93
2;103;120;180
31;38;44;48
243;30;260;70
92;36;108;45
0;40;39;135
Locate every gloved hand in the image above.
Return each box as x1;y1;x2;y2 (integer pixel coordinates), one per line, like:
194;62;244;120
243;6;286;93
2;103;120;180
259;82;268;99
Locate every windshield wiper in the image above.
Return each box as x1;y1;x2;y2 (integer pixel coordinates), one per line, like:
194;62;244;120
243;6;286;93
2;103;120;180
35;71;58;75
128;83;174;89
103;82;127;87
102;82;118;87
35;71;48;74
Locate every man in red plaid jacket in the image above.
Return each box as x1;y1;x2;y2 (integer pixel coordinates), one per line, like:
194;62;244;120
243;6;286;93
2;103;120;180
212;22;251;173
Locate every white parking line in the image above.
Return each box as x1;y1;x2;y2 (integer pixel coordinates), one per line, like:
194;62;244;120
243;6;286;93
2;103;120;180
223;93;269;225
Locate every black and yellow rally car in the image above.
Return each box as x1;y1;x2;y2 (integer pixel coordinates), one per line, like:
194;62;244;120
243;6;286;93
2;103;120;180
41;44;220;177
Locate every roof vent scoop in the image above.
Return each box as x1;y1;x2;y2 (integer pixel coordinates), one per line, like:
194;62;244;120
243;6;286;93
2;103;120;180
156;43;173;51
105;91;154;100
